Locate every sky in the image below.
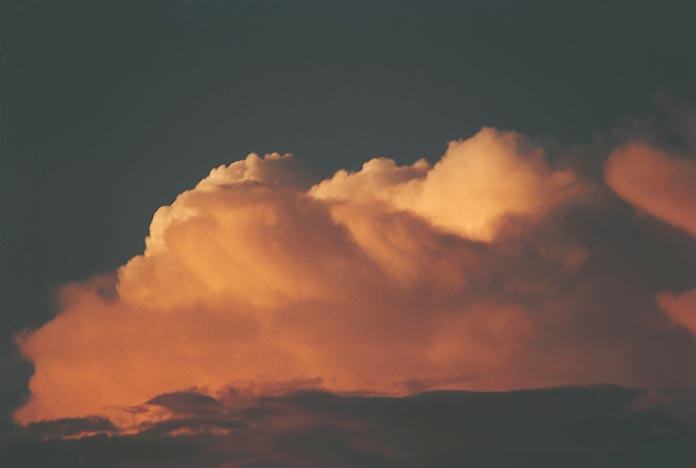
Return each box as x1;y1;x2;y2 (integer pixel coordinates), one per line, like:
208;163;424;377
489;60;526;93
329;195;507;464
2;0;696;466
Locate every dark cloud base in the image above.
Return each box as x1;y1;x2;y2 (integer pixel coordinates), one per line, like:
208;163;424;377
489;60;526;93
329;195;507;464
2;386;695;468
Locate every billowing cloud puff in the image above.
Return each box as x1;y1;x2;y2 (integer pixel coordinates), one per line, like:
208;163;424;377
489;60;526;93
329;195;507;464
15;129;696;428
605;142;696;336
311;128;581;241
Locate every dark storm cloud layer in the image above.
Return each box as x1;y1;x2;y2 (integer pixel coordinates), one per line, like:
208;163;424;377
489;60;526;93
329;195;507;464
3;387;696;468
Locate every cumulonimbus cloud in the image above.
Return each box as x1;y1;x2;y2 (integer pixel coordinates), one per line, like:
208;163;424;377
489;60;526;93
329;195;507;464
605;141;696;336
14;128;696;427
